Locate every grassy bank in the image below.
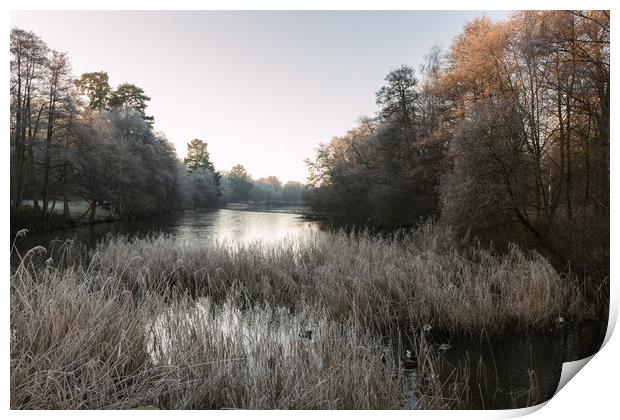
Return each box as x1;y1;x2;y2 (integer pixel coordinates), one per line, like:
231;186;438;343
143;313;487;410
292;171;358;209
10;224;602;409
20;199;119;222
11;200;120;237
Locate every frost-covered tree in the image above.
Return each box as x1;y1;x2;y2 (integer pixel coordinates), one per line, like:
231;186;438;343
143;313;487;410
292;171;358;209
376;65;419;135
10;28;49;210
227;164;253;202
187;168;218;208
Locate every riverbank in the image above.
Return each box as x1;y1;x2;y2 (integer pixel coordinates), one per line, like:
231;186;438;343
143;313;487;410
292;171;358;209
11;200;123;237
10;223;606;409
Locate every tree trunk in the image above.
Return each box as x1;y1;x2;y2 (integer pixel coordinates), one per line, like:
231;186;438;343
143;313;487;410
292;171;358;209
63;195;70;219
89;201;97;223
42;90;56;218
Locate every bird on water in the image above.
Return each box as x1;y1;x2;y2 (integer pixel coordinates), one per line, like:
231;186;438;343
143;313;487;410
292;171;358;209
403;349;417;369
299;330;313;340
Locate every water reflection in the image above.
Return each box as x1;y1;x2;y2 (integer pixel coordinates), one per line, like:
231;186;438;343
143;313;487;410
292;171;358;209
199;209;322;244
15;209;323;254
392;321;605;409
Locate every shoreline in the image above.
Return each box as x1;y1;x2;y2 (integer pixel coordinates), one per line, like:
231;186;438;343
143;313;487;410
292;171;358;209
10;203;315;239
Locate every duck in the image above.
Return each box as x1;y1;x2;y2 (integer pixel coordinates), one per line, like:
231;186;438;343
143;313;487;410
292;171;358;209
402;349;417;369
438;343;452;351
299;330;313;340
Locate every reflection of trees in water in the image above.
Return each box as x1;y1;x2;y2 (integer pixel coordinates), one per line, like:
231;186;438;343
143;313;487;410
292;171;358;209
14;209;323;263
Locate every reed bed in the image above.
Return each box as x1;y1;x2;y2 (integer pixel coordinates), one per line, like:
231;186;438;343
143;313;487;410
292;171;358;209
81;223;590;334
11;269;405;409
10;224;595;409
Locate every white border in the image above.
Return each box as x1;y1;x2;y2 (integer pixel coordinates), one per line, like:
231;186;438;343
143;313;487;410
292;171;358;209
3;2;617;420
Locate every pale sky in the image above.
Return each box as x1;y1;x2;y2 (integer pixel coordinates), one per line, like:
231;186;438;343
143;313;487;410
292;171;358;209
11;11;509;183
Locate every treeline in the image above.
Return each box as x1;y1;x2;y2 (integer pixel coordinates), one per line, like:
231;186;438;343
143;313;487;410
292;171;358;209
305;11;609;268
182;149;306;207
10;28;194;222
10;28;305;229
218;164;305;205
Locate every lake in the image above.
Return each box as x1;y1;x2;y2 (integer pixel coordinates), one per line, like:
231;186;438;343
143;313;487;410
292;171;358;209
11;208;606;409
13;208;323;256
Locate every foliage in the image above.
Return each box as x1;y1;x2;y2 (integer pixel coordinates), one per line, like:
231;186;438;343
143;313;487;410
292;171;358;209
225;164;253;202
305;11;609;272
75;72;111;110
108;83;154;125
184;138;215;172
10;27;306;225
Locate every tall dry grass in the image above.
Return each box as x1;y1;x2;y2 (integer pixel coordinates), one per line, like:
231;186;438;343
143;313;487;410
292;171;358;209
10;223;595;409
11;268;404;409
83;223;591;334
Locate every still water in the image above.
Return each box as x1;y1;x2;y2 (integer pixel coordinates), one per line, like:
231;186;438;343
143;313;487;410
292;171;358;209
15;208;323;254
13;208;606;409
394;321;605;409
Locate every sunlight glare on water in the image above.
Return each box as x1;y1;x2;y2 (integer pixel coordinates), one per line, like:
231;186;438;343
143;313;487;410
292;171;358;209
16;209;325;255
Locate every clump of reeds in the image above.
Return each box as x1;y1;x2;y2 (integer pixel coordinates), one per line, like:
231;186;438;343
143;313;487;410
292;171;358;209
82;223;592;334
10;266;159;409
10;257;403;409
146;294;404;409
